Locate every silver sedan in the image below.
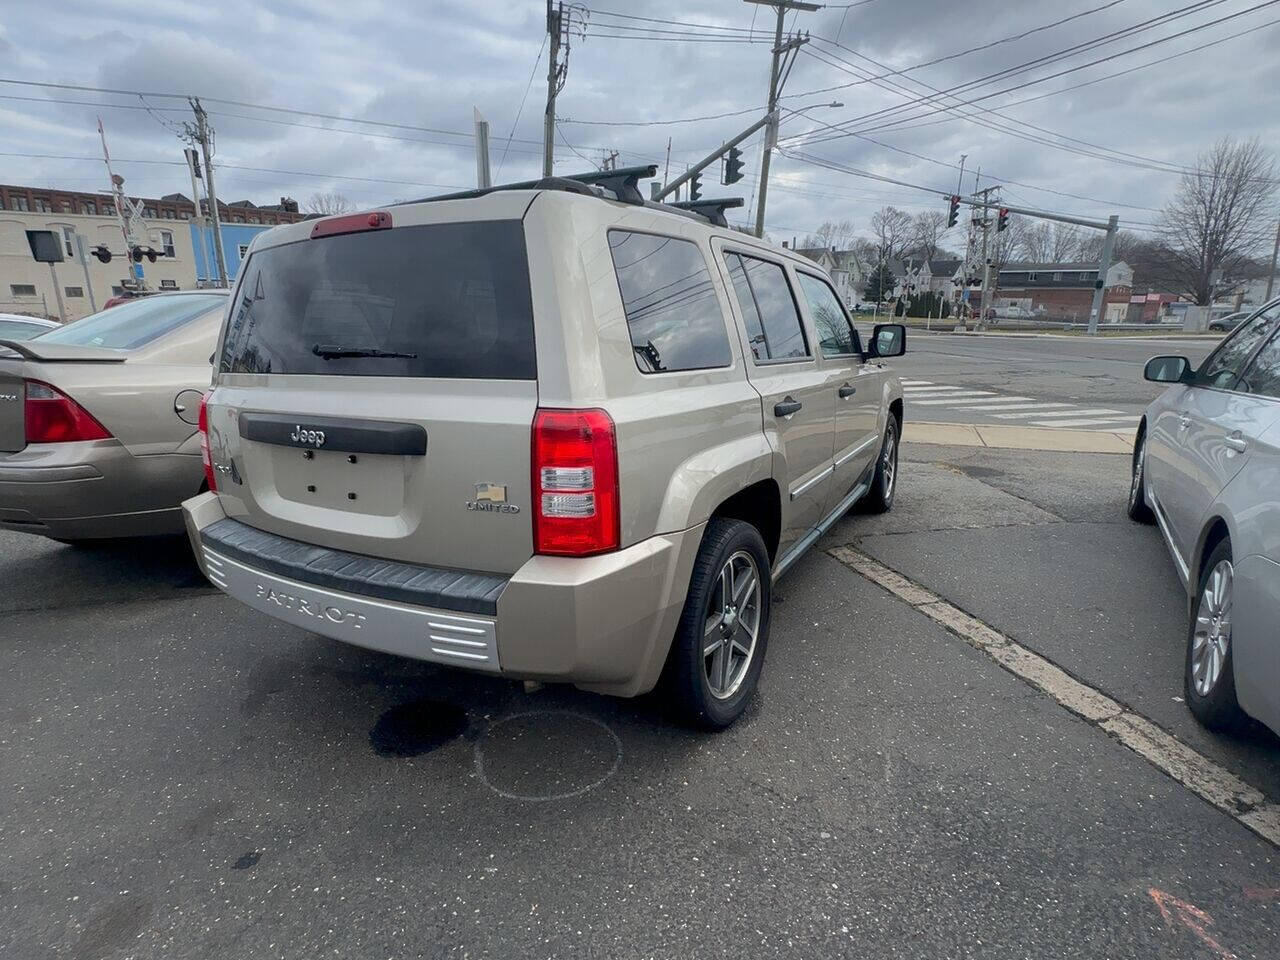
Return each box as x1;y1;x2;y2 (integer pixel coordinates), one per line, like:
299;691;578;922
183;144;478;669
1129;298;1280;737
0;291;227;542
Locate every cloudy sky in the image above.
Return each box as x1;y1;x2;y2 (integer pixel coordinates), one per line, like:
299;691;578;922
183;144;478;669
1;0;1277;247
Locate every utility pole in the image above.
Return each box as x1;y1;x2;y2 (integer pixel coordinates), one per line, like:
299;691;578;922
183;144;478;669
1087;214;1119;335
543;0;564;178
975;185;999;331
474;107;492;189
189;98;228;287
72;234;98;313
183;147;210;285
1265;216;1280;302
747;0;820;238
663;137;672;186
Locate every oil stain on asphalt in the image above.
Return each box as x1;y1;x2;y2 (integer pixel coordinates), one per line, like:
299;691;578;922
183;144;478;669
369;700;470;757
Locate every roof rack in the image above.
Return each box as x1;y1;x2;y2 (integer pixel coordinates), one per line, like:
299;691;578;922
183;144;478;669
401;163;745;229
667;198;745;229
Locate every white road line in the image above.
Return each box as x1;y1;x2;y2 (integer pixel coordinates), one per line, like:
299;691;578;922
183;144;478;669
903;385;963;393
900;380;934;385
912;395;1028;406
961;401;1075;412
906;391;995;400
1031;416;1142;427
994;407;1117;419
828;546;1280;849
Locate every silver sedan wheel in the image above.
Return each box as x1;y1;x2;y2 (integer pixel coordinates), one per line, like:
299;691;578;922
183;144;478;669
1129;436;1145;509
1191;559;1233;696
703;550;762;700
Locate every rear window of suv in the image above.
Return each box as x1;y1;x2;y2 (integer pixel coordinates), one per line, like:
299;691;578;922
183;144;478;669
219;220;536;379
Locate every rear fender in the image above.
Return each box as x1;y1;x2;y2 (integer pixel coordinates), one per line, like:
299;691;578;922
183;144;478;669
652;431;777;536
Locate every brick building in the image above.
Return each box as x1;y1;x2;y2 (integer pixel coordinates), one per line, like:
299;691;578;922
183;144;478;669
993;261;1135;323
0;184;302;227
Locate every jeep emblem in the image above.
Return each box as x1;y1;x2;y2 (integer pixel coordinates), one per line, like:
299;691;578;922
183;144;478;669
290;425;326;447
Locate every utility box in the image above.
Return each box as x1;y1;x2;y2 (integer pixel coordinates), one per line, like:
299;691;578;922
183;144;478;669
26;230;64;263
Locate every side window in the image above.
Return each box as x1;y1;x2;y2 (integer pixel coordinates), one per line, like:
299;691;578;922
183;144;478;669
1196;306;1278;390
796;272;860;357
1236;325;1280;399
721;252;809;362
608;231;732;374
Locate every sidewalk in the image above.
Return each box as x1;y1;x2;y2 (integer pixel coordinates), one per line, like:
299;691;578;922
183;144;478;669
904;420;1135;453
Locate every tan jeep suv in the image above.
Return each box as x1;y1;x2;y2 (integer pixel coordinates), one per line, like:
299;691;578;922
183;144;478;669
183;167;905;728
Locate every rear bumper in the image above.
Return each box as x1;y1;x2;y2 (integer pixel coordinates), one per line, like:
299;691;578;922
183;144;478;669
183;493;701;698
0;441;199;539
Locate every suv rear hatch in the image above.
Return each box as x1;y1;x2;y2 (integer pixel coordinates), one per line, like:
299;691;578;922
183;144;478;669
207;206;540;576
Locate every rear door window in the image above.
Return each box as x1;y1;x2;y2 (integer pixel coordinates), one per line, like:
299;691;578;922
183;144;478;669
722;252;809;362
219;221;536;379
608;230;732;374
796;272;860;357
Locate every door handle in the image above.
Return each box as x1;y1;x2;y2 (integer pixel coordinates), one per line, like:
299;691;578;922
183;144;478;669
1223;434;1248;454
838;384;857;399
774;397;803;418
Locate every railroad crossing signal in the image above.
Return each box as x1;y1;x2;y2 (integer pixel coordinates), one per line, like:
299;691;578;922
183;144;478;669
947;195;961;228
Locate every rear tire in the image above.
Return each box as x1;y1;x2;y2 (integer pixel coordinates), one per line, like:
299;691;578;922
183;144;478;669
1127;429;1155;524
663;518;771;730
860;416;899;514
1185;539;1246;732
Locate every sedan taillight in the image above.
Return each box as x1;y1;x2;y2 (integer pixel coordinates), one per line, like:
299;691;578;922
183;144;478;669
24;380;112;444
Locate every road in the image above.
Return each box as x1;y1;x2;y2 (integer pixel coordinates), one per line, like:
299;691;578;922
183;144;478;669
872;330;1219;431
3;334;1278;959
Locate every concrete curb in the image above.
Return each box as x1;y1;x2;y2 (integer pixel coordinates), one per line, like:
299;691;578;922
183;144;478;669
903;420;1134;454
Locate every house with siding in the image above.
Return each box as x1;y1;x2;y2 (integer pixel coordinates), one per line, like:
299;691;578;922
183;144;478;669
994;260;1134;322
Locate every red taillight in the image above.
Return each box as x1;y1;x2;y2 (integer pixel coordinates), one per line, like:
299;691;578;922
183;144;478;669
532;408;619;556
24;380;111;444
198;389;217;492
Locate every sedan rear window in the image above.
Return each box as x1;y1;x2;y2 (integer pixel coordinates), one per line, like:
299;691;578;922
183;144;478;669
35;295;225;350
219;221;536;379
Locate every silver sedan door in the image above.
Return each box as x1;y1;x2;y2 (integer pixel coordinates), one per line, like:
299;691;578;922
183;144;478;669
1152;305;1279;564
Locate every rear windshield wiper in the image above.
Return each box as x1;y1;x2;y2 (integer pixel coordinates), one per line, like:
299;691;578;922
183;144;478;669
312;343;418;360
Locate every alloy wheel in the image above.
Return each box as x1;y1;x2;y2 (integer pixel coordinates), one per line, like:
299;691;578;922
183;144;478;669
703;550;762;700
1191;559;1233;697
882;423;898;498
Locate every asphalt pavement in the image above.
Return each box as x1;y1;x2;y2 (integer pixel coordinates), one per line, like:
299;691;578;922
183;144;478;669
879;330;1220;431
3;427;1278;958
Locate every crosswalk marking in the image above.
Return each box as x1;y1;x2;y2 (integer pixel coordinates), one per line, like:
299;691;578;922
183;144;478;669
997;408;1123;419
1029;417;1141;428
907;391;994;400
959;401;1071;411
903;385;963;393
900;379;934;386
913;394;1025;406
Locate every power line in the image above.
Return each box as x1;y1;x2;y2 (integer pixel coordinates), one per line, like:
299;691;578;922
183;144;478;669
497;35;547;176
560;105;761;127
790;0;1267;144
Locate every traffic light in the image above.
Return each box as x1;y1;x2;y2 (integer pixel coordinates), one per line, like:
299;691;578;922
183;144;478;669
947;194;960;228
723;146;744;185
997;208;1010;232
91;245;112;264
689;172;702;202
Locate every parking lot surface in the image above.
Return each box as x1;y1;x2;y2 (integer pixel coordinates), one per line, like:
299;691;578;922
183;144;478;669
3;436;1277;959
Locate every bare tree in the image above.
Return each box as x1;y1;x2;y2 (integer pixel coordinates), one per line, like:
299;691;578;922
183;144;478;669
1159;137;1277;304
909;210;948;264
869;206;914;265
1018;221;1087;262
802;219;856;250
304;192;354;215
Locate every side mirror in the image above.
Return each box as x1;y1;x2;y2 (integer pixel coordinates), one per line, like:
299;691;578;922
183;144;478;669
869;323;906;359
1144;355;1192;384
